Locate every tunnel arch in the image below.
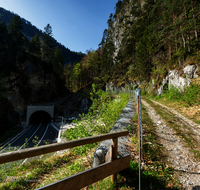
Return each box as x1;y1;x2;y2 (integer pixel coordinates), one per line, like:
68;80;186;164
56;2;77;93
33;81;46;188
29;110;51;124
27;105;54;125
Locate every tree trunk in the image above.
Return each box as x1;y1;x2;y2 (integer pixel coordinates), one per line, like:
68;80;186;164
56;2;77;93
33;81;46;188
175;37;178;52
180;26;186;49
191;1;198;41
187;31;191;52
168;44;172;58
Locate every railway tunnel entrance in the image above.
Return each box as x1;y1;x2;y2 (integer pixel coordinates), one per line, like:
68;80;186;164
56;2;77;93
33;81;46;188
29;111;51;124
26;105;54;125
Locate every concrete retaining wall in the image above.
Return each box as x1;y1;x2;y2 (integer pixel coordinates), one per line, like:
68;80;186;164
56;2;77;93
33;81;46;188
91;97;135;168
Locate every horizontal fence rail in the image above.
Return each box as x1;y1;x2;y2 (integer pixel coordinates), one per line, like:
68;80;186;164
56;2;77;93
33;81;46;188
37;155;130;190
0;130;129;164
0;130;130;190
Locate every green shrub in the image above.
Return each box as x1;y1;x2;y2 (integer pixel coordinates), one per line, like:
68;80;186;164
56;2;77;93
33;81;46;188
154;84;200;106
62;84;129;155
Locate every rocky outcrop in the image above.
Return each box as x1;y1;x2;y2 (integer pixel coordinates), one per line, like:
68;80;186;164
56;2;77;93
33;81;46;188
109;1;146;59
183;65;198;79
105;81;138;92
157;65;198;95
5;57;58;123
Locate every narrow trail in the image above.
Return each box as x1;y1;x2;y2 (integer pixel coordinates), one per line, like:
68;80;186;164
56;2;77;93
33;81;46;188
150;99;200;129
142;99;200;190
150;99;200;152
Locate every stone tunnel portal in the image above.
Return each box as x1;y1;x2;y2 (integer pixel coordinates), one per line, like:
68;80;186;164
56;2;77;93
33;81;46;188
27;105;54;125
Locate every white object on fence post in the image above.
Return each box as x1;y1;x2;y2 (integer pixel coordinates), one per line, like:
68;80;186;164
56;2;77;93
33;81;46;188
136;88;142;190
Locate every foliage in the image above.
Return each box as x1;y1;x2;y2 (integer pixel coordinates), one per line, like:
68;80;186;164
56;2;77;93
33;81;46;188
8;15;24;53
29;33;41;56
93;0;200;87
0;7;84;69
64;49;104;92
62;89;129;155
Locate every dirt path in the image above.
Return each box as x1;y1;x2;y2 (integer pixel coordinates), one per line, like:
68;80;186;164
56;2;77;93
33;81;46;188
150;99;200;129
142;99;200;190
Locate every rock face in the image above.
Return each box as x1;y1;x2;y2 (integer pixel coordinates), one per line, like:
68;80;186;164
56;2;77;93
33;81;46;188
108;1;146;59
105;82;138;92
183;65;198;79
157;65;198;95
5;57;59;122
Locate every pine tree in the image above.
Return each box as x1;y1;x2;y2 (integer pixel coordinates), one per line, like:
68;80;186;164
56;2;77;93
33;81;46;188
42;23;54;62
23;35;29;52
8;15;24;54
53;46;64;76
29;33;41;56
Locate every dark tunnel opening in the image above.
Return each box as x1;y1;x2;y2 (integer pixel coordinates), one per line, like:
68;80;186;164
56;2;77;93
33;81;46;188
29;111;51;124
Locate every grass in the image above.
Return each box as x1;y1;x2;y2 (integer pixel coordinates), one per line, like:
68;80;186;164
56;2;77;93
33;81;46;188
0;152;87;189
0;90;185;189
86;101;182;189
0;90;130;189
155;84;200;107
62;90;129;156
146;83;200;125
144;98;200;160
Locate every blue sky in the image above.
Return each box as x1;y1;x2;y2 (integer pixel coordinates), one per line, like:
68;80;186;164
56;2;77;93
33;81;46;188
1;0;118;53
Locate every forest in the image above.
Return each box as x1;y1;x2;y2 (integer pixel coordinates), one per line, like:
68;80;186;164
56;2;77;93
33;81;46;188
65;0;200;92
1;0;200;127
0;12;83;132
0;7;84;65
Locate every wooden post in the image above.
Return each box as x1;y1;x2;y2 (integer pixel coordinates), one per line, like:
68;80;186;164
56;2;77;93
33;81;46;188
111;137;118;183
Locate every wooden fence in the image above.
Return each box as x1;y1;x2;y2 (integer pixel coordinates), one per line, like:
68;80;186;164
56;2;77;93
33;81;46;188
0;130;130;190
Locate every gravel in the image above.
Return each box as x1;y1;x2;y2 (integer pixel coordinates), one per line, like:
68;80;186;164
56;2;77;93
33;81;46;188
142;99;200;190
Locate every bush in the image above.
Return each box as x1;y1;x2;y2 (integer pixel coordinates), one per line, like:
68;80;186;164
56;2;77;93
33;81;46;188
62;84;129;155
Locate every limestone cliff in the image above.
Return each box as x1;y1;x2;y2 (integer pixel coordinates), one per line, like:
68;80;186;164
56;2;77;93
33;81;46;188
103;0;200;94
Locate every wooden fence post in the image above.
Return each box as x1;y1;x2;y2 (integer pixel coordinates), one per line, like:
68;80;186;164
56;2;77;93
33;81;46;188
111;137;118;183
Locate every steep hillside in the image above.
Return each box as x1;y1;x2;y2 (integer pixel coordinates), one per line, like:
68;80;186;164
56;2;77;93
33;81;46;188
66;0;200;93
0;11;77;135
104;0;200;89
0;7;84;64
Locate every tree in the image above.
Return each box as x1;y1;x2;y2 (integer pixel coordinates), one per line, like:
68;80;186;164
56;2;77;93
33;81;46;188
23;35;29;52
71;62;82;91
53;46;64;76
29;33;41;56
42;23;54;62
8;15;24;54
115;0;123;14
98;29;108;49
44;23;53;36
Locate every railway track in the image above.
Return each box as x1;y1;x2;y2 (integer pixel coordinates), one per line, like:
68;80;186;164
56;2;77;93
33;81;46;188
0;123;58;154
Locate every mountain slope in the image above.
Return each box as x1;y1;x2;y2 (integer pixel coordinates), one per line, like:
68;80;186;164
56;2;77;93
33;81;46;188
0;7;84;64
